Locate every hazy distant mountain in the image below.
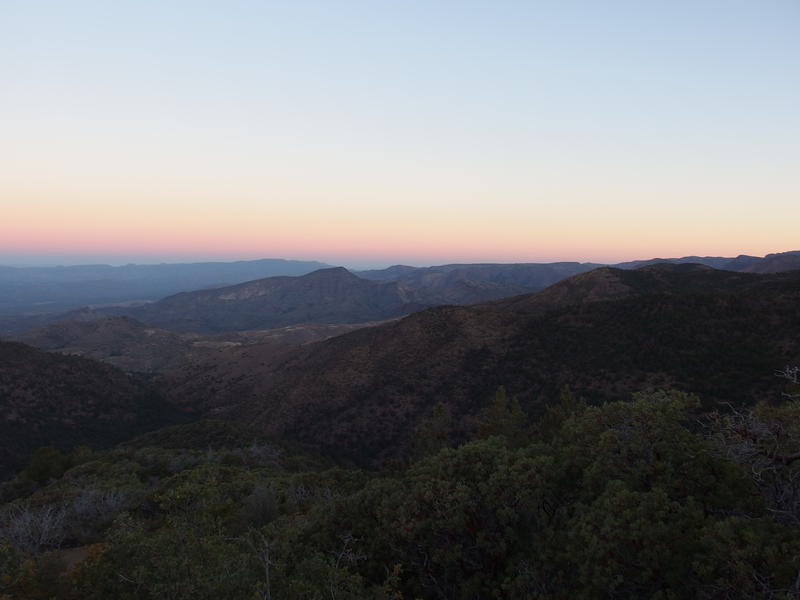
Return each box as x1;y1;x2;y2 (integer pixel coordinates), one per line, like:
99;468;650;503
741;251;800;273
8;316;381;373
72;267;427;334
358;262;602;303
615;254;763;271
3;251;798;336
614;252;800;275
161;264;800;464
0;340;183;477
0;258;330;315
358;252;800;304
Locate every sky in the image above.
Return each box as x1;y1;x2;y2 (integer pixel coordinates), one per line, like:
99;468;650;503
2;1;798;268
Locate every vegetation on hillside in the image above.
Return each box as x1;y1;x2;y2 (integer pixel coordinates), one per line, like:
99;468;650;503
2;384;799;599
0;341;185;479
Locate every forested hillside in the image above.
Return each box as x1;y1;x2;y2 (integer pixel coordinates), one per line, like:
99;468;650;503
2;388;800;598
162;265;800;463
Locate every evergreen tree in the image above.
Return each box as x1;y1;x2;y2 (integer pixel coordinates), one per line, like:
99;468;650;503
536;384;586;442
477;386;529;446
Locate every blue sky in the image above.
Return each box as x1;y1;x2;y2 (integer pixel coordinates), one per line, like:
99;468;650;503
2;1;798;267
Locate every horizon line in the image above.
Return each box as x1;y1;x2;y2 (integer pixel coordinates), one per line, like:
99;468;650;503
1;249;797;270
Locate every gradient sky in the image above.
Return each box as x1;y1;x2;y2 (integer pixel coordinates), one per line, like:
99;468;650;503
2;1;798;267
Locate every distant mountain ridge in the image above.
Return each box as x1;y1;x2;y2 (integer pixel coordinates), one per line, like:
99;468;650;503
57;267;427;334
0;258;331;316
360;251;800;283
613;254;762;270
2;251;798;336
0;258;333;284
742;251;800;273
357;262;604;304
357;251;800;303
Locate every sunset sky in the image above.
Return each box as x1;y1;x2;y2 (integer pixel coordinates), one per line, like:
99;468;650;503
2;1;798;267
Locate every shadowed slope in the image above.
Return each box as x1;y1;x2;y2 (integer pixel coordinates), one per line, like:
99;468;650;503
0;341;185;478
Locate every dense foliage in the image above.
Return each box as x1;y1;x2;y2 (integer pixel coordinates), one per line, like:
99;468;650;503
3;388;800;599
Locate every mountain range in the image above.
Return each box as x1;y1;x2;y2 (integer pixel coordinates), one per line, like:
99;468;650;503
3;250;798;336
